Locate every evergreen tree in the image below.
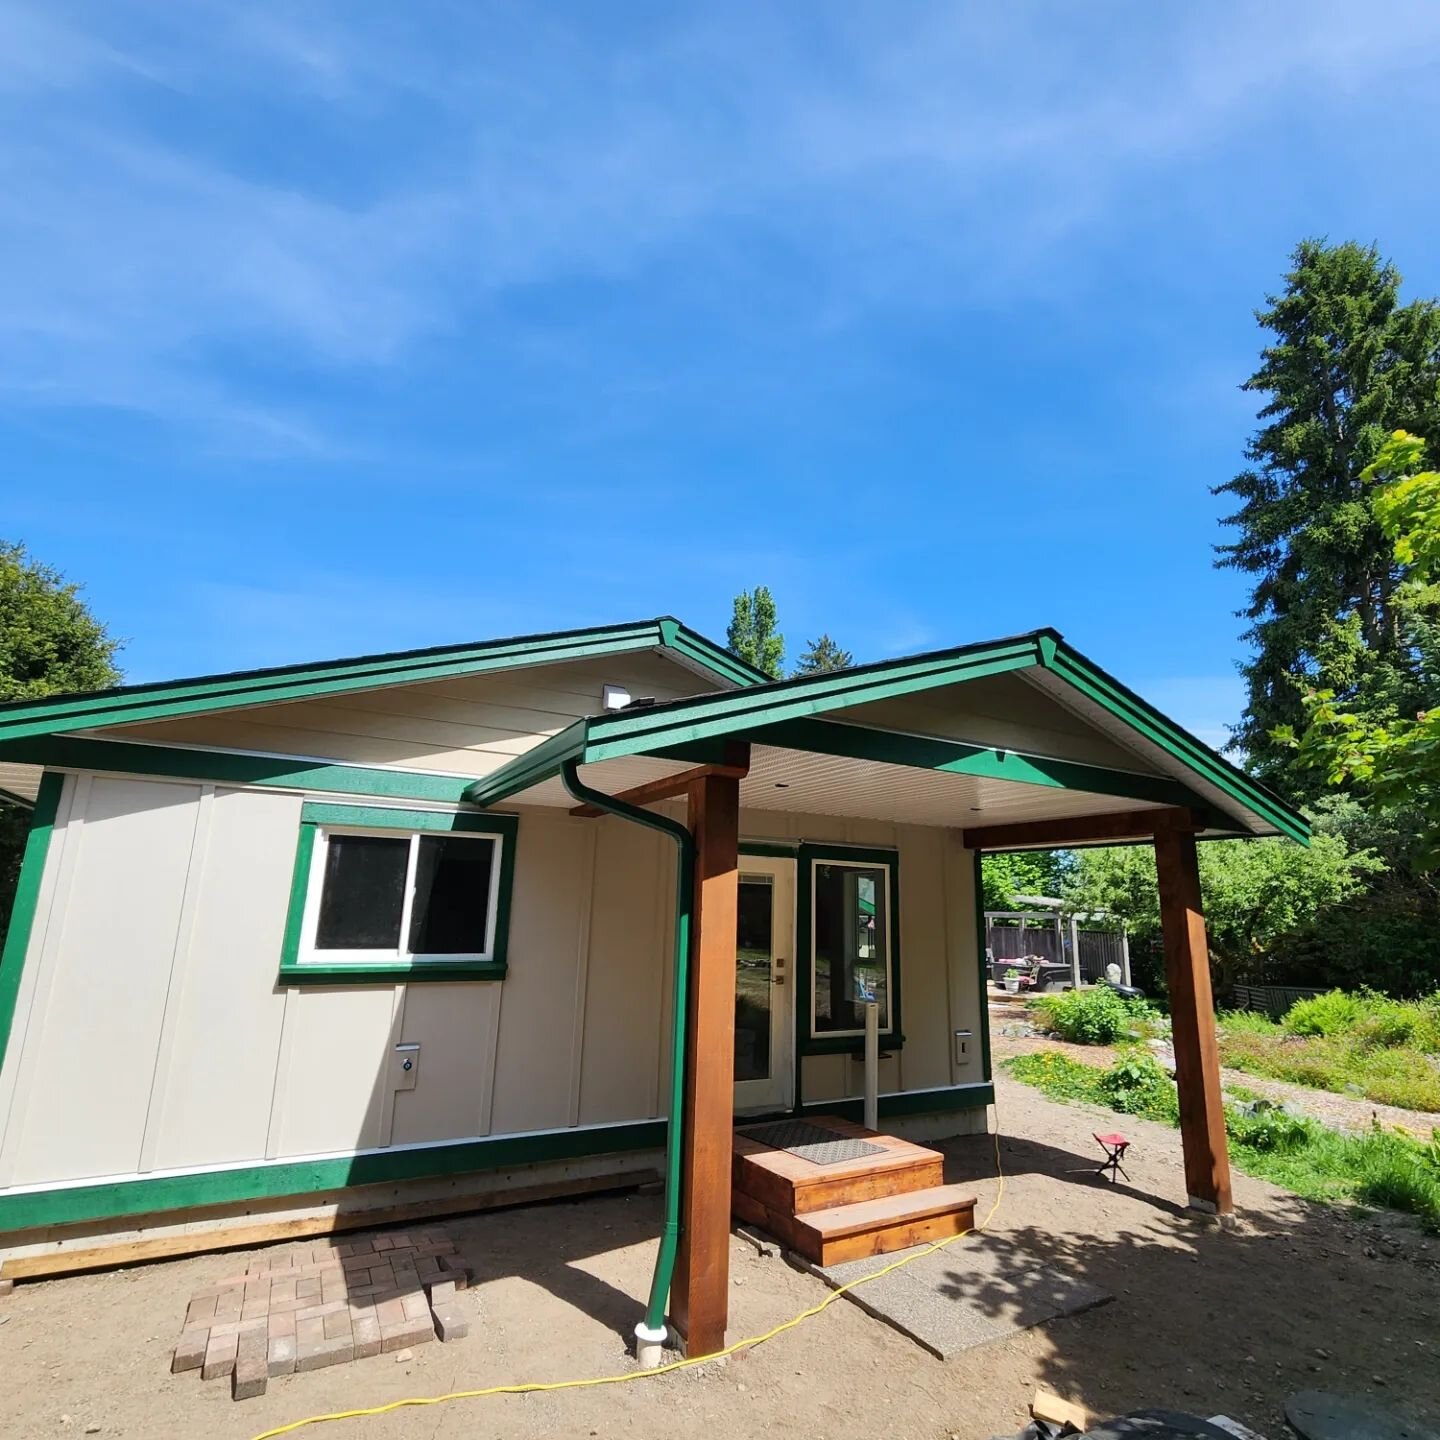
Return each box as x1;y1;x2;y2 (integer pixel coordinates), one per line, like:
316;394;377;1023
793;634;853;676
726;585;784;679
1214;240;1440;795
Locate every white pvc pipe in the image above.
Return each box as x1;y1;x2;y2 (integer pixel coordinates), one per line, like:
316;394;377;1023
863;1001;879;1132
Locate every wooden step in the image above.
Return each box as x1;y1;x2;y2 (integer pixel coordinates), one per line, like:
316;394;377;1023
733;1123;944;1215
736;1184;978;1267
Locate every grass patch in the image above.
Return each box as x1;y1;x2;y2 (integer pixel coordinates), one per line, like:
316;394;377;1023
1004;1047;1440;1230
1217;994;1440;1113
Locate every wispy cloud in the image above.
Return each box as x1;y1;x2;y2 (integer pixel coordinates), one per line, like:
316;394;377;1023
1;1;1439;451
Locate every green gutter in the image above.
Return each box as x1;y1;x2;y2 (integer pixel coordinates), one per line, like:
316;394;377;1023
556;759;693;1346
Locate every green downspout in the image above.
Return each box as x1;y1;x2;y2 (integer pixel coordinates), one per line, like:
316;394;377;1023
560;759;693;1343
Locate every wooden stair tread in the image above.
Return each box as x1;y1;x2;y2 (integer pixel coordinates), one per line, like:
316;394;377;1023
797;1184;976;1241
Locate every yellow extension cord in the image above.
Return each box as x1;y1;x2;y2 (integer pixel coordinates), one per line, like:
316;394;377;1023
250;1118;1007;1440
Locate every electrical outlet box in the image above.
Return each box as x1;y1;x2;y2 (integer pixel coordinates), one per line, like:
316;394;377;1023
953;1029;973;1067
393;1042;420;1091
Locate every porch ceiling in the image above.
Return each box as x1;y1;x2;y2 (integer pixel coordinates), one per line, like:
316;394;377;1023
512;744;1183;831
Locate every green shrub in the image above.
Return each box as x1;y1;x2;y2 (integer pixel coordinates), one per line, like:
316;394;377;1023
1225;1100;1313;1152
1285;990;1369;1037
1003;1051;1109;1105
1031;986;1152;1045
1097;1050;1179;1122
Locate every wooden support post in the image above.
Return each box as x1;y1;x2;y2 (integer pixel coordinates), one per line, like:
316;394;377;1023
671;772;740;1357
1154;824;1232;1214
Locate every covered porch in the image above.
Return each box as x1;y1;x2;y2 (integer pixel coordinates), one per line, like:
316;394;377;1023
465;628;1307;1362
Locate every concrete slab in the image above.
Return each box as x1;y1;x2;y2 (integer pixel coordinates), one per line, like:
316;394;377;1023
815;1237;1112;1360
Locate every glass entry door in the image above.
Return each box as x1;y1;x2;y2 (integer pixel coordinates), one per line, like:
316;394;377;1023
733;856;796;1113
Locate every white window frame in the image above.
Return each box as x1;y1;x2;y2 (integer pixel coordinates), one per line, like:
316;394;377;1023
298;824;504;969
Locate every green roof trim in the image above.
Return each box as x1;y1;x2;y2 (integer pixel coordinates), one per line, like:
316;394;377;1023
0;617;766;744
464;628;1309;842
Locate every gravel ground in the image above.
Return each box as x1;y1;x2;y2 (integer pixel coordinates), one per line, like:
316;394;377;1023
991;1024;1440;1138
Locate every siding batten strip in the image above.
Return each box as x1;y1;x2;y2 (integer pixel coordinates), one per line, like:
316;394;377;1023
568;826;598;1128
137;785;214;1174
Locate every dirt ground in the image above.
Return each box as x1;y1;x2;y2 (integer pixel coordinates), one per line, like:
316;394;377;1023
3;1076;1438;1440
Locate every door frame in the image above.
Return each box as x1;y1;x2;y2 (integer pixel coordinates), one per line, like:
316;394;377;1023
733;854;796;1114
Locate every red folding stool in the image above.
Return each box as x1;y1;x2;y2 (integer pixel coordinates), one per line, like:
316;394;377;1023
1094;1131;1131;1183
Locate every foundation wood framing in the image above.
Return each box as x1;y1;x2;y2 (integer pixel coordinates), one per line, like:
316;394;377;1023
671;771;740;1358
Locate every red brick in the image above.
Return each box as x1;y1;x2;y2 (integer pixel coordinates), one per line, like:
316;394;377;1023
323;1310;352;1341
352;1314;382;1360
201;1331;238;1381
171;1328;209;1374
267;1334;297;1378
380;1317;434;1352
233;1328;268;1401
375;1296;406;1327
296;1277;321;1300
296;1334;354;1372
432;1304;469;1343
241;1299;269;1322
185;1294;218;1328
402;1292;429;1322
428;1280;456;1305
269;1309;296;1339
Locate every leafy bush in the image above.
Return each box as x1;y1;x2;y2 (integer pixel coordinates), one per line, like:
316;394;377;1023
1004;1051;1109;1105
1098;1051;1180;1122
1031;986;1152;1045
1225;1100;1312;1152
1285;990;1370;1037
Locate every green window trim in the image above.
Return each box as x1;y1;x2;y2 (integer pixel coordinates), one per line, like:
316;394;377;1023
278;803;519;986
796;843;903;1055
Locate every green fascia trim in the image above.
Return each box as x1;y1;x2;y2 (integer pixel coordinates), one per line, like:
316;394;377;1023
278;962;508;985
972;850;994;1084
462;721;587;808
298;802;519;837
741;717;1207;809
738;841;799;859
0;735;483;804
0;616;761;745
796;842;903;1053
0;773;65;1081
658;618;770;687
278;804;519;984
581;635;1049;762
1042;645;1310;844
795;1084;993;1124
0;1120;668;1233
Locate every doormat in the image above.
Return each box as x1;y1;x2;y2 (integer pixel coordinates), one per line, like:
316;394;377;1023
738;1120;885;1167
170;1225;475;1402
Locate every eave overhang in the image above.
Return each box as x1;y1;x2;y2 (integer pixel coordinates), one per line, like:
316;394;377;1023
463;629;1309;845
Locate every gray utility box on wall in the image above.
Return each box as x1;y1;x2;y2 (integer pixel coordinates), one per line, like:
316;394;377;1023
952;1029;973;1067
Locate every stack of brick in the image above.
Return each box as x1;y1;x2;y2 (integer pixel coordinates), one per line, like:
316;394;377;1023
171;1226;475;1401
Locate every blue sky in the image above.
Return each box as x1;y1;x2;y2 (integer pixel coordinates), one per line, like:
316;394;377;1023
4;2;1440;748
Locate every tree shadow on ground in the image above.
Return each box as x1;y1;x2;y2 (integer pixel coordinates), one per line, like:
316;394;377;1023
920;1129;1440;1436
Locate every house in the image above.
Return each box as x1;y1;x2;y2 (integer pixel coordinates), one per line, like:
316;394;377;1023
0;616;1306;1360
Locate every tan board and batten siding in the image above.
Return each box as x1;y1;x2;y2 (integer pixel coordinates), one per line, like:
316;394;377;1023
0;650;984;1230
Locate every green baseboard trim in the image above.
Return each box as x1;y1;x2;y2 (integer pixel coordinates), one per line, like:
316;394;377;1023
796;1083;993;1124
0;1120;668;1234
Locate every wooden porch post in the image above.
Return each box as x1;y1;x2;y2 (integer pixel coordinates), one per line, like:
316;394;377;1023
671;772;740;1357
1153;823;1233;1214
